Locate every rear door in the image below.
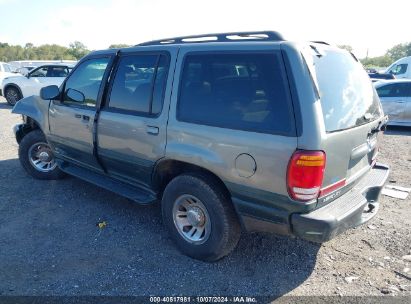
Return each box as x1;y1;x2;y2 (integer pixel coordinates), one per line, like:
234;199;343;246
303;46;385;201
97;49;175;187
376;82;410;123
48;56;112;171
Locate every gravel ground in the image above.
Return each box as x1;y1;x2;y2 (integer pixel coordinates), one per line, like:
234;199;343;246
0;96;410;301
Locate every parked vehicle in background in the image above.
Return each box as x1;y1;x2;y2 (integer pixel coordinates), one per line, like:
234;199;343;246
16;66;37;76
1;64;72;105
375;79;411;126
8;60;77;71
0;62;15;91
384;56;411;79
11;31;389;261
368;72;395;82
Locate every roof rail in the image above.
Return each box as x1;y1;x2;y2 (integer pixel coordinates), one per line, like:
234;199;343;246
138;31;285;46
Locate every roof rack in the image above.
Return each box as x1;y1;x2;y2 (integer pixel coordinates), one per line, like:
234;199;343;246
138;31;285;46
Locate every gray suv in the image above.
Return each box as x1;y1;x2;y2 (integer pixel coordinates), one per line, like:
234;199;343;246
12;32;389;261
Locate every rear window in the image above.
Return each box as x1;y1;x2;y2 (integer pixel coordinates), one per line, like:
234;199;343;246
177;52;294;135
309;49;382;132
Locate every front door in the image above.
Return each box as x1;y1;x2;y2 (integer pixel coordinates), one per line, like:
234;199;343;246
97;50;174;187
48;56;111;171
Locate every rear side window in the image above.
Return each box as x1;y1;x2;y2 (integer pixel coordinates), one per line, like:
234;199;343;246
309;49;382;132
48;66;70;77
108;54;169;115
376;83;411;97
177;52;294;135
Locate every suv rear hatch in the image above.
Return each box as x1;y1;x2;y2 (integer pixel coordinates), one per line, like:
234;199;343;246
303;45;386;205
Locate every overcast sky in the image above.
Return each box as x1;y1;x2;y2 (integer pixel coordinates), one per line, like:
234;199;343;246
0;0;409;58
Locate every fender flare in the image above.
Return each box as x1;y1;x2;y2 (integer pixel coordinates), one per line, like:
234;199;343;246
11;95;50;136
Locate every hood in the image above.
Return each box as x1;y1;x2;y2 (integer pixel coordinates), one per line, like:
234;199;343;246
3;74;25;84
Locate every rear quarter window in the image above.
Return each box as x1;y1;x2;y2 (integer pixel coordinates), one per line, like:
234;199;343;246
177;52;295;135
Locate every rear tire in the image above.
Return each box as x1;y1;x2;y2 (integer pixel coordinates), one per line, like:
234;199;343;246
5;86;22;106
162;173;241;261
18;130;65;180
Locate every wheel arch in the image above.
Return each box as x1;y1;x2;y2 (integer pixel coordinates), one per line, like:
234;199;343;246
4;83;23;98
152;159;232;199
12;95;51;143
14;118;42;144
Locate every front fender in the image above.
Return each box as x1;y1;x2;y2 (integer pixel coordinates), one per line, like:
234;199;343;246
11;95;50;135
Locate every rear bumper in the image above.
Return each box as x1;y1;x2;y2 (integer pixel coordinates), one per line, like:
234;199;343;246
291;163;389;242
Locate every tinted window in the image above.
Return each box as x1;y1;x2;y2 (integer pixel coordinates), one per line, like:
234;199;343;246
376;83;411;97
108;54;169;115
48;66;70;77
63;57;109;107
310;49;382;132
388;64;408;75
3;64;12;73
177;53;293;134
30;67;48;77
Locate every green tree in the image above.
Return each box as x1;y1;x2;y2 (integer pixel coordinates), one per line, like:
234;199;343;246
338;45;353;52
361;55;393;68
108;43;131;49
0;41;82;61
67;41;89;60
386;42;411;61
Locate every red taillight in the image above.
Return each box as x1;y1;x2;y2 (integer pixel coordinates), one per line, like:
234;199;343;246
287;150;326;201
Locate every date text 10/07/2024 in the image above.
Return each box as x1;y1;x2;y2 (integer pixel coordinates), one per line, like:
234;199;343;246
149;296;258;303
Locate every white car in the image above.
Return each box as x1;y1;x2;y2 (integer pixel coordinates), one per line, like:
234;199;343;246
384;56;411;79
1;64;72;105
0;62;15;90
375;79;411;127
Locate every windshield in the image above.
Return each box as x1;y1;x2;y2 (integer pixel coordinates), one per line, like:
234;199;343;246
307;48;382;132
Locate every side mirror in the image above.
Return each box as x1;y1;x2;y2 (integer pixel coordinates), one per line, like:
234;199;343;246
66;88;85;103
40;85;60;100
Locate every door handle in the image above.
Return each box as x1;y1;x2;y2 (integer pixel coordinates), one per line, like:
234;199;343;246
75;114;90;122
146;125;159;135
395;100;405;103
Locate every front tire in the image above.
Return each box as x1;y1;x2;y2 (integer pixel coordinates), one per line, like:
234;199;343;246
162;173;241;261
5;86;22;106
18;130;65;180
